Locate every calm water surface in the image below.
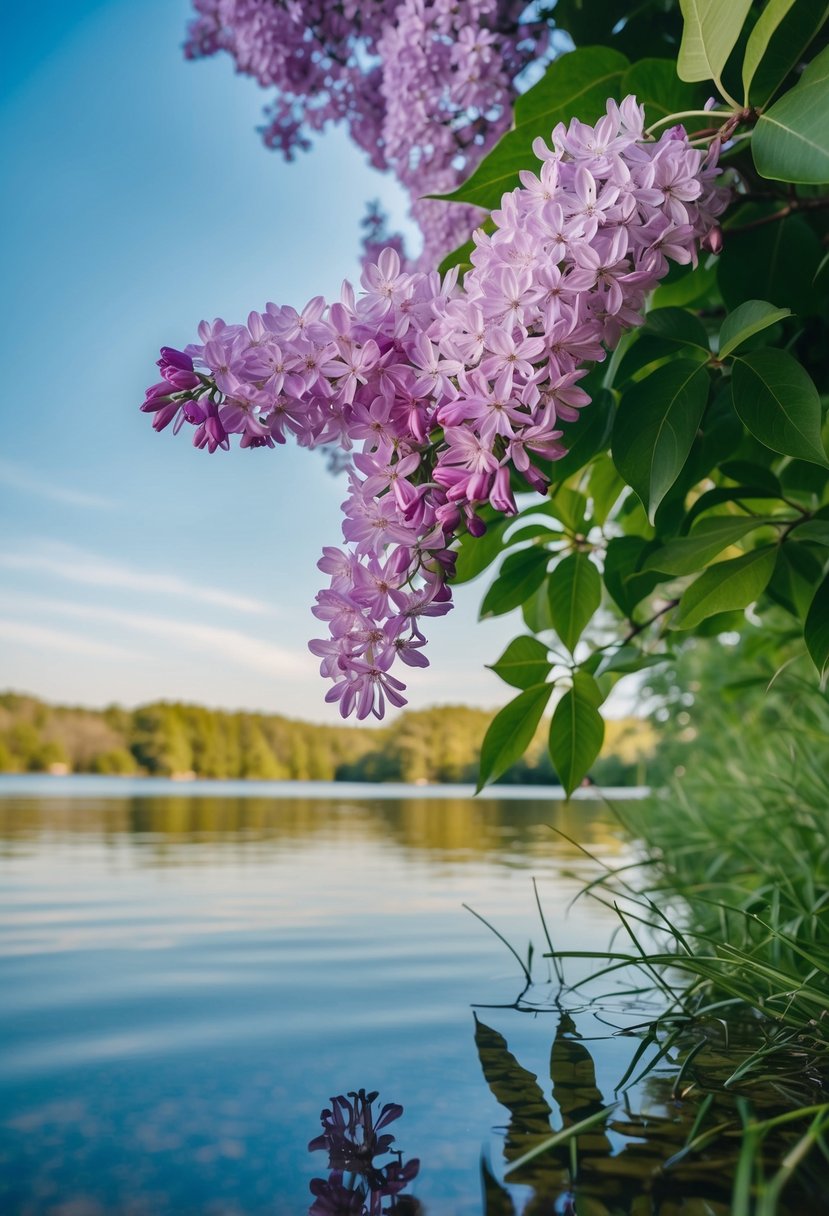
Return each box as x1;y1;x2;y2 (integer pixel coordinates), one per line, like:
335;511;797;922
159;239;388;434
0;777;652;1215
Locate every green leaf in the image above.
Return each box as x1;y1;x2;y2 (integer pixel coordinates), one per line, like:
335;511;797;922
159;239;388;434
453;517;509;585
438;218;495;278
552;0;622;46
620;58;708;125
549;672;605;796
748;0;829;106
615;308;710;386
612;360;710;522
753;45;829;182
644;515;774;575
644;307;711;350
439;47;628;209
678;0;753;84
521;580;555;633
547;388;613;481
742;0;797;101
673;545;778;628
651;260;718;309
505;524;561;546
718;300;792;357
682;485;785;531
480;547;550;618
719;212;822;314
548;552;602;652
604;537;665;616
718;460;782;493
489;636;552;690
437;236;475;278
795;518;829;546
598;647;675;675
732;348;829;466
693;609;748;636
768;541;825;616
779;458;829;496
805;571;829;677
589;457;625;526
477;683;553;790
618;338;710;388
542;487;589;533
690;388;745;478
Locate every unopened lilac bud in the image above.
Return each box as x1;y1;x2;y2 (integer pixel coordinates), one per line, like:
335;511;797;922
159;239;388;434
490;466;516;515
701;226;723;254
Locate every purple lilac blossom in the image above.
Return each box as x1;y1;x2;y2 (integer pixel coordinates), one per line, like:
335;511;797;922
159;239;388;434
183;0;546;268
141;98;730;719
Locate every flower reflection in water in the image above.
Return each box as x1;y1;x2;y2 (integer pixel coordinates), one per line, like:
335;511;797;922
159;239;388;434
308;1088;421;1215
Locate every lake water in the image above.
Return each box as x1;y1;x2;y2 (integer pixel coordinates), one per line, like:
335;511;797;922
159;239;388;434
0;776;754;1214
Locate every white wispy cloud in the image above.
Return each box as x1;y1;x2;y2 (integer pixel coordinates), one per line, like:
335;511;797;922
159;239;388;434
0;459;116;510
0;593;311;679
0;542;269;615
0;618;139;661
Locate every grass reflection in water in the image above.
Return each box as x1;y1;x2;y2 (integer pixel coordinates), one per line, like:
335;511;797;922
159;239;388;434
470;1007;829;1216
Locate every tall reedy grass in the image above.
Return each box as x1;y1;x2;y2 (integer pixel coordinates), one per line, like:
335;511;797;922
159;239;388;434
529;663;829;1208
603;678;829;1056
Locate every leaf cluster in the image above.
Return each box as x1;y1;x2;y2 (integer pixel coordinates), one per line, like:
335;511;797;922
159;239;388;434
440;3;829;792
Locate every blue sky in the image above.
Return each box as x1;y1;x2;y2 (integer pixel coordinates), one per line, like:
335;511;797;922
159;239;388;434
0;0;520;722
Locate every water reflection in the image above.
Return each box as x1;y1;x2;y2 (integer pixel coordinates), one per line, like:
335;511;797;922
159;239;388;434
298;1008;829;1215
308;1090;420;1215
0;780;634;1215
5;782;826;1213
0;785;629;865
471;1009;829;1214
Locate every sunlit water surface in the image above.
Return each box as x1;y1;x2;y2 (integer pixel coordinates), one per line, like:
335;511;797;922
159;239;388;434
0;777;651;1215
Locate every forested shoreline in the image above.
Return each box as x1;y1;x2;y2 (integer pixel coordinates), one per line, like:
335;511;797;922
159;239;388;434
0;692;655;785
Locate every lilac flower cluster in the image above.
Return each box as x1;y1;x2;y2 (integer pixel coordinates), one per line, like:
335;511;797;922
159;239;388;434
183;0;543;267
375;0;546;267
141;99;729;719
308;1089;420;1215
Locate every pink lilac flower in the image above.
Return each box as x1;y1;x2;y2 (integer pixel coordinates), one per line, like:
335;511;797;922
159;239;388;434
142;97;730;719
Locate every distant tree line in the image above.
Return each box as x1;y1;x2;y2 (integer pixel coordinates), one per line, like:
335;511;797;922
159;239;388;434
0;693;656;785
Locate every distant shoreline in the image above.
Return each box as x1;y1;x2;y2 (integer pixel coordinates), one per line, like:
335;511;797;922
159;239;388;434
0;772;651;800
0;691;655;787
